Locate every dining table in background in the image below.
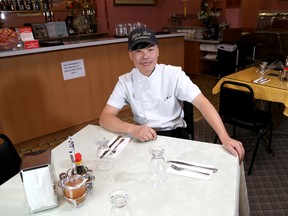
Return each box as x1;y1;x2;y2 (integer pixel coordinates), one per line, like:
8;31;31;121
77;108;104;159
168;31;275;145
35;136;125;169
0;125;250;216
212;67;288;117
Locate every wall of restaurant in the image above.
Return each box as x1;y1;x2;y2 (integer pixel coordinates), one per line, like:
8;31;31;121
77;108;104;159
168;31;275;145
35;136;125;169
241;0;288;28
94;0;200;35
95;0;288;35
3;0;288;35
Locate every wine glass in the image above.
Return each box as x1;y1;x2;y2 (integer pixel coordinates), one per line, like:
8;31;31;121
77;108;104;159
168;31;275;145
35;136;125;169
149;147;167;183
109;189;130;216
96;141;114;171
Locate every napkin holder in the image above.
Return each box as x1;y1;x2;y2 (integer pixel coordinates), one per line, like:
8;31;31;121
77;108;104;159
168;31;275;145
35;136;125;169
20;149;58;213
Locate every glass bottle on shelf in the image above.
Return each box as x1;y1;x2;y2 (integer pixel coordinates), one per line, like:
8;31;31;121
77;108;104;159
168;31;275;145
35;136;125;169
65;13;75;35
9;0;15;11
42;0;49;10
34;0;40;10
1;0;8;10
25;0;33;10
15;0;20;10
19;0;25;10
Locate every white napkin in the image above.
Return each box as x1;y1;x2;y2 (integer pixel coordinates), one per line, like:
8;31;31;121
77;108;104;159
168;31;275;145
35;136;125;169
252;78;270;84
22;166;58;213
166;160;213;180
106;136;131;158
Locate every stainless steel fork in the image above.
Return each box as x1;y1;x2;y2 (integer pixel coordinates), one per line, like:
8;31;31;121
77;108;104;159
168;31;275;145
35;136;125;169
170;164;210;176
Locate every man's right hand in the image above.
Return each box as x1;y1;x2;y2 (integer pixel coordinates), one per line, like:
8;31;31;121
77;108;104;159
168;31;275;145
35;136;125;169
129;125;157;142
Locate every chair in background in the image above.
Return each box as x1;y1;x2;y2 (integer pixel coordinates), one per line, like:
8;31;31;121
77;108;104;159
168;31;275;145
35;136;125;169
0;134;22;185
183;101;194;140
214;81;273;175
236;33;257;71
264;53;285;70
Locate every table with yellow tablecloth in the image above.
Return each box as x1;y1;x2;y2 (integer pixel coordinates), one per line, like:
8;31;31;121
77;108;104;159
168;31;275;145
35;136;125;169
212;67;288;117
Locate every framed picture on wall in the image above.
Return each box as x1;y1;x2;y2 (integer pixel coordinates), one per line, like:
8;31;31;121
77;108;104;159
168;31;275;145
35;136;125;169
114;0;156;6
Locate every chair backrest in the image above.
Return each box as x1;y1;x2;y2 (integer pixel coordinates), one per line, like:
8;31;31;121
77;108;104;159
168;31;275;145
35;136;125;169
219;81;255;123
236;33;256;70
264;53;285;65
183;101;194;140
237;33;257;59
0;134;22;185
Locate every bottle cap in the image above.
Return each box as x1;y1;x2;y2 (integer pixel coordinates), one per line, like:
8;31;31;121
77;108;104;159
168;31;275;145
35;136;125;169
75;152;82;162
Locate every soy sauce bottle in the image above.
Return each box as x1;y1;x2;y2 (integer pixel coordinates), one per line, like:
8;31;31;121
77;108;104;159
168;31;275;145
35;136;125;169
74;152;86;176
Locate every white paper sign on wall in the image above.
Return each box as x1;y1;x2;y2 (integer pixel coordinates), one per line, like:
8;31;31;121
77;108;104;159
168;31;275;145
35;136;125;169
61;59;86;80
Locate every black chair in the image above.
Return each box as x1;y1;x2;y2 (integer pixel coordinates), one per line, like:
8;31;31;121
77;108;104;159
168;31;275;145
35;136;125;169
264;53;285;70
183;101;194;140
0;134;22;185
214;81;273;175
236;33;257;71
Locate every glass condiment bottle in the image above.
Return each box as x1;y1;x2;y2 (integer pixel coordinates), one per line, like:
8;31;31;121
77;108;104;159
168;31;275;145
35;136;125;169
73;152;86;176
283;56;288;81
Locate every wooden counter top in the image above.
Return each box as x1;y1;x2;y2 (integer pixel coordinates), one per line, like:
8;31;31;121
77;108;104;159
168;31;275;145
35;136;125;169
0;33;185;58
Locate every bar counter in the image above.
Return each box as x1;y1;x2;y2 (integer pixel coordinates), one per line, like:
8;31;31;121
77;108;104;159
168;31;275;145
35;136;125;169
0;33;185;144
0;33;183;58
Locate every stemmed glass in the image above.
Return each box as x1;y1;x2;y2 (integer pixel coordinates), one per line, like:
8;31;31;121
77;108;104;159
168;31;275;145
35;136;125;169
109;189;130;216
96;140;114;171
149;147;167;183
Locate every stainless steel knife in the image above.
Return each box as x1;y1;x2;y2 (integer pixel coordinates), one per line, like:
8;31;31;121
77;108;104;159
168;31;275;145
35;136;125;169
167;160;218;173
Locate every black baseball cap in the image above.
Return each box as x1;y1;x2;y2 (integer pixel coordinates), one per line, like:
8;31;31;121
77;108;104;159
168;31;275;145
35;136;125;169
128;27;158;51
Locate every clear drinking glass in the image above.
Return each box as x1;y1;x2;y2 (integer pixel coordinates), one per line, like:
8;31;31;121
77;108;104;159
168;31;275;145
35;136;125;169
97;141;114;171
149;147;167;183
109;189;130;216
259;61;268;78
279;70;287;82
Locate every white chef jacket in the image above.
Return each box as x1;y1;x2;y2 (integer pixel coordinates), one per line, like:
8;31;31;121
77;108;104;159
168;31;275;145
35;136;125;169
107;64;201;131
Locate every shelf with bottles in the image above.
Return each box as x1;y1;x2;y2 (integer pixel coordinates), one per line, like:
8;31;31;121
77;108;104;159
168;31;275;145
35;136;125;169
0;0;52;12
0;0;95;23
0;0;94;12
0;8;95;13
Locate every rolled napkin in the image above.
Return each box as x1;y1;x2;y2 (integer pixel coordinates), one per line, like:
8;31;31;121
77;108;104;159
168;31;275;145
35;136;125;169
166;160;214;180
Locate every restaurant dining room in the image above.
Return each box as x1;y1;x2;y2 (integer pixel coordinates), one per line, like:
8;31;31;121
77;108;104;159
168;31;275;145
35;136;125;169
1;0;288;215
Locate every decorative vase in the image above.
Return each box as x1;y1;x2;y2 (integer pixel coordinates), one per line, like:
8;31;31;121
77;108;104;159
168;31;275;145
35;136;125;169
73;15;90;34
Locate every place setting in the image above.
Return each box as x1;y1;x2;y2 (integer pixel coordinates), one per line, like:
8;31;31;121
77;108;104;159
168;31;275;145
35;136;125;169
148;146;218;182
96;135;131;171
166;159;217;180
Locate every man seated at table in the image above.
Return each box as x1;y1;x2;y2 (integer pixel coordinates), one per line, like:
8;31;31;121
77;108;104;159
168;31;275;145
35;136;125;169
99;27;245;163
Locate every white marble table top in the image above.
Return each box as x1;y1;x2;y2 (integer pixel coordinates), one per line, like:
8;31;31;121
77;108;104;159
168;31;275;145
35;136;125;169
0;124;249;216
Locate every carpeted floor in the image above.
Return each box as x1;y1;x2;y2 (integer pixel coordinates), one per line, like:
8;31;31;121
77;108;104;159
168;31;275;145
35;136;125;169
191;76;288;216
16;75;288;215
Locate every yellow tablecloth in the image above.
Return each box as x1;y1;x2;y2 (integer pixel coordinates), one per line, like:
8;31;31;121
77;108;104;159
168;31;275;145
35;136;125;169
212;67;288;117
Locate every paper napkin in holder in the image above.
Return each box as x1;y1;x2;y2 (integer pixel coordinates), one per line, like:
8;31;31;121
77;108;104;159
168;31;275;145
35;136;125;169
20;149;58;213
